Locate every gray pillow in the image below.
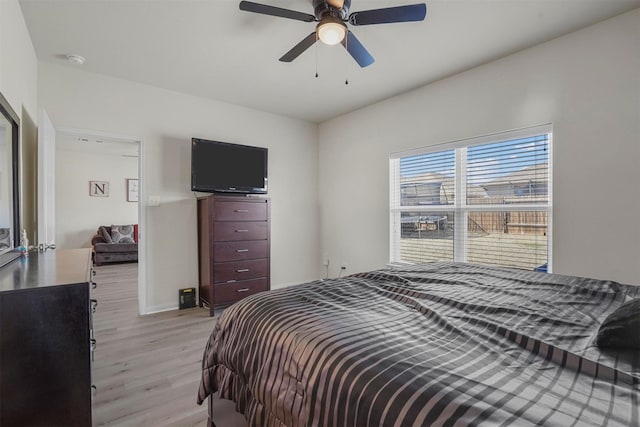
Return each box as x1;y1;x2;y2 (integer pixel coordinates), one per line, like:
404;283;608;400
99;226;113;243
110;224;135;244
596;299;640;349
0;228;10;249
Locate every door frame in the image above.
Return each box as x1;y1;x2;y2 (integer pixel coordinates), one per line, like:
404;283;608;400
57;127;148;315
38;110;56;248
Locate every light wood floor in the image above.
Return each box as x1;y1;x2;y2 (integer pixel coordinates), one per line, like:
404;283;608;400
92;263;247;427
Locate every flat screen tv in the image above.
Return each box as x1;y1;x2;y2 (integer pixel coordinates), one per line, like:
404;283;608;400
191;138;268;194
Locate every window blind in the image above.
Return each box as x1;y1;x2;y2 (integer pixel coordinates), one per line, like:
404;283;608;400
390;126;551;271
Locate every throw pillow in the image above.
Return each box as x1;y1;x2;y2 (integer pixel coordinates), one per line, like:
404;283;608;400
110;224;135;244
596;298;640;349
99;226;113;243
0;228;10;249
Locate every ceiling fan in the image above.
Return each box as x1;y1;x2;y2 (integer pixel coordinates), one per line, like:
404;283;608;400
239;0;427;67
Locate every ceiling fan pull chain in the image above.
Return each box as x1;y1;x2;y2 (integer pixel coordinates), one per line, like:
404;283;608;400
345;35;349;85
315;44;319;78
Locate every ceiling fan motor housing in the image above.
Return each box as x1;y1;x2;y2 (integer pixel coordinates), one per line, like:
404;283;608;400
313;0;351;20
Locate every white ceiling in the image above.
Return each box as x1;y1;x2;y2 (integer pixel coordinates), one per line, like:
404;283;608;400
19;0;640;123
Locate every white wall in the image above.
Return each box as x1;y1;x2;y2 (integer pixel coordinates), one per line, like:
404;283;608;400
0;0;38;240
0;0;37;117
38;62;320;312
55;149;138;249
318;9;640;285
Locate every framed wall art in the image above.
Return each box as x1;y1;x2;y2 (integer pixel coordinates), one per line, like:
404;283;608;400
90;181;109;197
127;178;139;202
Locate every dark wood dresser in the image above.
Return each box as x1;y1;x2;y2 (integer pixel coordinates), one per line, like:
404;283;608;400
197;195;270;316
0;248;95;426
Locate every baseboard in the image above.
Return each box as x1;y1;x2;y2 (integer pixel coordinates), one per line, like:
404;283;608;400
144;303;179;315
142;281;313;315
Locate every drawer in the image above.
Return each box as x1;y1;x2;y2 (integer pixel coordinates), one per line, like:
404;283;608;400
214;221;267;242
215;278;269;304
214;201;267;221
214;240;269;262
214;259;269;283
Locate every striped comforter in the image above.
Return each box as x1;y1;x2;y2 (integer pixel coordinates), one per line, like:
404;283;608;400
198;262;640;426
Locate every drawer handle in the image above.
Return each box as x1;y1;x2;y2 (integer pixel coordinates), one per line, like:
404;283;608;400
236;249;249;253
236;268;250;273
91;281;97;289
235;229;249;233
237;288;250;293
235;209;249;213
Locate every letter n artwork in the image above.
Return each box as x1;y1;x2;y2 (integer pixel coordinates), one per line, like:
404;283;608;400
89;181;109;197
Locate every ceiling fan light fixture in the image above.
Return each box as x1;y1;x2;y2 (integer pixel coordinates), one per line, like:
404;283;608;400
317;18;346;45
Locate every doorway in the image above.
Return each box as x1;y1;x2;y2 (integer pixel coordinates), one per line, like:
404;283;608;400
54;128;146;314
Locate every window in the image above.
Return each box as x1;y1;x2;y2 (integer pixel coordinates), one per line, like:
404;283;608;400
390;125;551;271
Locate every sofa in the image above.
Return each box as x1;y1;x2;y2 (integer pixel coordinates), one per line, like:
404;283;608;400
91;224;138;266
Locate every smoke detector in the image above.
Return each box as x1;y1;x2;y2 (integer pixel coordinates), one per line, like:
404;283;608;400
66;54;86;65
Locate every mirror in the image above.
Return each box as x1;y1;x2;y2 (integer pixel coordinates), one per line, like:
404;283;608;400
0;91;21;268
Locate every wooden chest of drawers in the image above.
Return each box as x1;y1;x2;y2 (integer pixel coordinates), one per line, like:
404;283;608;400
197;195;270;316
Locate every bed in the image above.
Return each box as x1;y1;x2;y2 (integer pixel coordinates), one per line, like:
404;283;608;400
197;262;640;426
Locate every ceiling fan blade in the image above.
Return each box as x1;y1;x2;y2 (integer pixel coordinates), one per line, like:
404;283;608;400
279;32;318;62
341;31;375;68
239;1;315;22
349;3;426;26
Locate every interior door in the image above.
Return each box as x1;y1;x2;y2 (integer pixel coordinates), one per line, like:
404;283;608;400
38;110;55;247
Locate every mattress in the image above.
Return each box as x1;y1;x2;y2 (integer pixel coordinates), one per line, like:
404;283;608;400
198;262;640;426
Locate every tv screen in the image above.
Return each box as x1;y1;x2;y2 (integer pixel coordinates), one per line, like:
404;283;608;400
191;138;268;194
